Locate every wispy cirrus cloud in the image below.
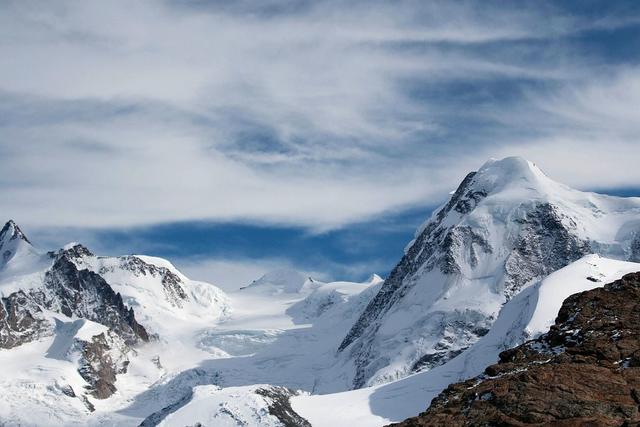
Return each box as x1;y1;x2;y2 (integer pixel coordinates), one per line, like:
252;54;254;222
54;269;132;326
1;0;639;233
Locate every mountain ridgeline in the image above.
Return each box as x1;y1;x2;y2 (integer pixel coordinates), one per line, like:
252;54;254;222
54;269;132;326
0;226;149;350
338;157;640;388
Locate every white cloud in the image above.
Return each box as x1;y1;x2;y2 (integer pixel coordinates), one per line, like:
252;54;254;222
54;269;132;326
489;69;640;189
1;1;639;232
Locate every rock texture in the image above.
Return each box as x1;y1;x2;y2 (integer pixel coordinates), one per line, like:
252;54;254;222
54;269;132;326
0;239;149;350
40;254;149;344
77;331;131;400
0;290;50;348
502;203;591;299
390;271;640;426
0;220;32;265
255;386;312;427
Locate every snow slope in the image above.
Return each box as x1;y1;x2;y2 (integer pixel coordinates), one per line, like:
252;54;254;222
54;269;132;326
157;385;306;427
292;255;640;426
0;231;381;426
188;274;383;394
0;228;233;425
242;269;321;295
338;156;640;388
77;251;231;338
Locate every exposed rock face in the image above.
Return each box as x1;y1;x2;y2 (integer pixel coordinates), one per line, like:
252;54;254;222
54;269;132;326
0;220;30;245
77;331;130;400
390;272;640;426
338;172;488;353
0;219;35;266
0;246;149;350
339;158;596;388
255;386;312;427
503;203;591;298
0;290;50;348
630;232;640;263
39;254;149;344
57;243;95;261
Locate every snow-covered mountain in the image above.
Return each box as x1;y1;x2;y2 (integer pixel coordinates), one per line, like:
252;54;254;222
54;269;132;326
2;156;640;426
241;269;321;295
0;223;231;424
293;254;640;426
0;224;380;425
338;156;640;388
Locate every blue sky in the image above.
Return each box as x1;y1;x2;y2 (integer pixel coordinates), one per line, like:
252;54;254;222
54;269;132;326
2;1;640;289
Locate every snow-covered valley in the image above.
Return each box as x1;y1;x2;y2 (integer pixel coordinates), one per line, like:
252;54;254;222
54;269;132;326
2;157;640;426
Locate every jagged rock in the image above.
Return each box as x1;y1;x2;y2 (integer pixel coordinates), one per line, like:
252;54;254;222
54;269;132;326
0;219;36;267
58;243;95;261
255;386;312;427
0;247;149;350
0;221;150;350
0;219;31;246
630;232;640;263
38;255;149;344
503;203;591;298
0;290;51;348
390;272;640;426
77;331;130;399
60;384;76;398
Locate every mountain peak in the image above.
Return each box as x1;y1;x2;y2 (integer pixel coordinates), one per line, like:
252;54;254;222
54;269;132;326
472;156;553;196
244;269;320;294
0;220;37;268
479;155;533;171
0;220;31;246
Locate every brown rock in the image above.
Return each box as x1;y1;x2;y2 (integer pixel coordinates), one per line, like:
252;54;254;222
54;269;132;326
389;272;640;426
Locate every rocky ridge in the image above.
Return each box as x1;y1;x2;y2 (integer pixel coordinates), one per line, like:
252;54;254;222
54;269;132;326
391;271;640;426
0;234;149;350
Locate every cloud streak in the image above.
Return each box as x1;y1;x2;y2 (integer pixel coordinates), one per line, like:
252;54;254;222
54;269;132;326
1;0;639;232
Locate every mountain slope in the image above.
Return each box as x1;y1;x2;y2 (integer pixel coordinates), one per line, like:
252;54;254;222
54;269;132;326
155;385;311;427
392;270;640;426
292;255;640;426
0;233;149;350
0;220;39;270
338;156;640;388
0;222;231;423
3;157;640;426
0;223;381;425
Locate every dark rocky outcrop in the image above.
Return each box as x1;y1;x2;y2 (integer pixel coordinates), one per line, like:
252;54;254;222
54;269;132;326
0;219;31;246
0;249;149;350
78;332;130;399
39;255;149;344
256;386;312;427
503;203;591;298
390;272;640;426
0;220;32;265
630;232;640;263
0;290;50;348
